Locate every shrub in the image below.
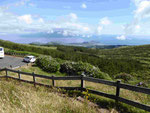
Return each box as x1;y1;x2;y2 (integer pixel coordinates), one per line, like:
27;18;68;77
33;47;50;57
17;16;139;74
36;56;60;73
5;49;39;57
115;73;133;82
60;61;111;80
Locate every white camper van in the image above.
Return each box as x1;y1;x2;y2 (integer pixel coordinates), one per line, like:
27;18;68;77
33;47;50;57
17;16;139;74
0;47;4;58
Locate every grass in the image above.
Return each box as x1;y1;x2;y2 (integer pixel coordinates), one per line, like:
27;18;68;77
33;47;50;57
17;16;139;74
84;81;150;106
5;48;41;57
19;65;67;77
0;78;99;113
26;44;57;50
2;65;149;113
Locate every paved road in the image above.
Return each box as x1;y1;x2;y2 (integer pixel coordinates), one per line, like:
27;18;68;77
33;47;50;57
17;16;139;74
0;56;27;69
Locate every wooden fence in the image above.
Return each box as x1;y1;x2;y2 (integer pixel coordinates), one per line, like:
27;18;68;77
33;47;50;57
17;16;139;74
0;68;150;112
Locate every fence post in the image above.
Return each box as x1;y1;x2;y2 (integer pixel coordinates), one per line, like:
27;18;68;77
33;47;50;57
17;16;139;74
5;68;8;80
10;65;12;69
18;70;21;80
52;75;55;87
81;75;84;91
32;72;36;87
116;80;121;103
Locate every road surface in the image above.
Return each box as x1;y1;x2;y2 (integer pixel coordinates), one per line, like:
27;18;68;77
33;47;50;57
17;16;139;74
0;56;27;69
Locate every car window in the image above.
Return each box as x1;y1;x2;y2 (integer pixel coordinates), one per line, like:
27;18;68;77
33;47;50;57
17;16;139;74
0;48;3;51
25;57;31;59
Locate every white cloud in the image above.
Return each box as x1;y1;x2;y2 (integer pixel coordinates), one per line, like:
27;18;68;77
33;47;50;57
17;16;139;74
0;5;93;37
3;0;36;10
87;35;91;38
9;0;30;7
83;26;90;32
116;35;126;40
0;8;47;34
134;0;150;19
63;30;69;36
100;17;111;25
81;3;87;9
135;24;141;32
124;21;138;34
15;1;25;6
133;0;143;5
95;17;112;35
69;13;78;21
135;25;140;29
18;14;33;24
97;26;103;35
64;22;92;35
47;30;54;34
38;18;44;23
124;0;150;35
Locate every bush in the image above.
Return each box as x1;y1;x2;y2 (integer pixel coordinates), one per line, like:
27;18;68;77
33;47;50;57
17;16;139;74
5;49;39;57
36;56;60;73
115;73;133;82
60;61;111;80
36;56;112;80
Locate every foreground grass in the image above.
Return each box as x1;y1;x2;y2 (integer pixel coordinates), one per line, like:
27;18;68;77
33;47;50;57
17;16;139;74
0;78;98;113
1;65;149;113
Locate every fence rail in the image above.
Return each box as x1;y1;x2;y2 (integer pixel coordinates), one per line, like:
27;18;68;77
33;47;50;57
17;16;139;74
0;68;150;112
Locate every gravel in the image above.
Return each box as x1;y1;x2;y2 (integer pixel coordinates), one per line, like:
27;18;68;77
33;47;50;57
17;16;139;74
0;55;27;69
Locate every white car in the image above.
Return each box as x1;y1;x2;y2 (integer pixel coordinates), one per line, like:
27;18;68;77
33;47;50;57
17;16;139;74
23;56;36;63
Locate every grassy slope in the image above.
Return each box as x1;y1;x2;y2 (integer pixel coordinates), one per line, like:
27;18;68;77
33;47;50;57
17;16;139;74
0;78;99;113
98;45;150;62
97;45;150;85
2;65;149;113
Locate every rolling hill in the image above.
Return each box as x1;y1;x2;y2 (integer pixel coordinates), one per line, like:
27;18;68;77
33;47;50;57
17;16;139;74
0;39;150;87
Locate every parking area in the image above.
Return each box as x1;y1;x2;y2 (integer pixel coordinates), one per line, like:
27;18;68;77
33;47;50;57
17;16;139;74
0;55;27;69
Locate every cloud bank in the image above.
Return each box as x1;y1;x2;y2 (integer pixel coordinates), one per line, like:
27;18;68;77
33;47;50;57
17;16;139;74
116;35;126;40
1;0;149;41
124;0;150;35
0;2;113;38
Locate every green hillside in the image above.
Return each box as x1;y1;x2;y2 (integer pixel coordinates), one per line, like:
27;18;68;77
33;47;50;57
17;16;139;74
0;39;150;87
0;39;150;113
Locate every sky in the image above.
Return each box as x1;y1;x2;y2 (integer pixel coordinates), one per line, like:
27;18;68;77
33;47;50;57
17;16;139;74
0;0;150;44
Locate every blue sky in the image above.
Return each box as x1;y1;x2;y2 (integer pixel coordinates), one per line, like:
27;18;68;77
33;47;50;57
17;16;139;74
0;0;150;44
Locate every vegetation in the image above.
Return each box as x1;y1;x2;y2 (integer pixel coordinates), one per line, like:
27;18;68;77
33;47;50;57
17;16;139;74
5;48;40;57
0;36;150;112
0;40;145;75
60;61;111;80
36;56;60;73
0;78;98;113
3;65;149;113
0;39;150;87
35;56;111;80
